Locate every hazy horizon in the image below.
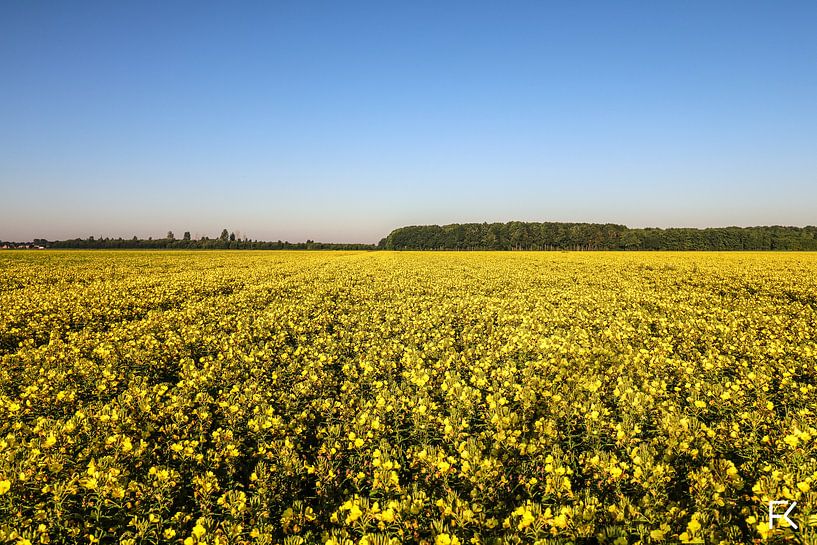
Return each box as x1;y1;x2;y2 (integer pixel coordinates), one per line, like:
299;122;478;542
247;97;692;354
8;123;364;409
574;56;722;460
5;220;817;245
2;2;816;243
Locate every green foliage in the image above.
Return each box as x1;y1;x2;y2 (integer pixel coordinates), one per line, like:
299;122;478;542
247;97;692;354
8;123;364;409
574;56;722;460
381;223;817;251
36;236;378;251
6;223;817;252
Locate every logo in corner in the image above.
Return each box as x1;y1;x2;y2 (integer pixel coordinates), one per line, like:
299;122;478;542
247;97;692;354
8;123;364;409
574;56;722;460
769;501;797;530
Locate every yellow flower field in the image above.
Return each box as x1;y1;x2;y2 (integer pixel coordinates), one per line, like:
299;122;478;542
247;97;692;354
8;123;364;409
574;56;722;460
1;251;816;544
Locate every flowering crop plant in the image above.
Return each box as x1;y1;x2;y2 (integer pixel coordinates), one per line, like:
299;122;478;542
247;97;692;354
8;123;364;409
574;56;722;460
1;250;816;545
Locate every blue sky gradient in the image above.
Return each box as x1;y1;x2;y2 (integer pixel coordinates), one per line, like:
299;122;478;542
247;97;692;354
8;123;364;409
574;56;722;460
1;1;816;242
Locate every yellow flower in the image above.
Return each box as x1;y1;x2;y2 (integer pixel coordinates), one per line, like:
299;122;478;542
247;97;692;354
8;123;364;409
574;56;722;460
346;504;363;523
164;529;176;539
784;434;800;448
192;524;206;538
381;508;395;523
435;534;460;545
517;509;535;530
0;480;10;495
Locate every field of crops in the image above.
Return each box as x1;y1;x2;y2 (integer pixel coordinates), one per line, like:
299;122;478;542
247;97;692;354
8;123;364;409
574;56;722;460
1;251;816;545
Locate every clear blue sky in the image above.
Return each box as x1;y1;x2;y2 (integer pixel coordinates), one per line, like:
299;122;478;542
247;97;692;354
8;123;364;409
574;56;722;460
1;1;816;243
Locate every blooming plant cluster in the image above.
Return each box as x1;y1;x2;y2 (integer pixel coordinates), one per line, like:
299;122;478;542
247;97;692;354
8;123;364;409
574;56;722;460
1;250;816;544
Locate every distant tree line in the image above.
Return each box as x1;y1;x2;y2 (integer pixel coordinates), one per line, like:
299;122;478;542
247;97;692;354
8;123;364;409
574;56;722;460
36;229;377;250
378;222;817;250
6;223;817;251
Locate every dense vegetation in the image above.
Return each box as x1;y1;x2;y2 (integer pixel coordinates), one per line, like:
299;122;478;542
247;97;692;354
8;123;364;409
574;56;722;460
6;223;817;252
380;223;817;251
38;230;376;250
2;251;816;544
43;238;377;250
